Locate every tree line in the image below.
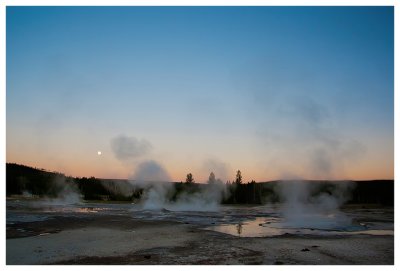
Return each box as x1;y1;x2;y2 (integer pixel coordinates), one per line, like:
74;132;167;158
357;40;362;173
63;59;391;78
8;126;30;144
6;163;394;205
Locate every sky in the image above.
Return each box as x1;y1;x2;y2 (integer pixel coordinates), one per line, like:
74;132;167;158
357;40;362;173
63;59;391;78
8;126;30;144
6;6;394;182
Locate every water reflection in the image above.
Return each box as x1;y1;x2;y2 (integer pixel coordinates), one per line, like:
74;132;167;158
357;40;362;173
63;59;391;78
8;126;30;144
207;217;394;237
6;199;394;238
236;222;243;236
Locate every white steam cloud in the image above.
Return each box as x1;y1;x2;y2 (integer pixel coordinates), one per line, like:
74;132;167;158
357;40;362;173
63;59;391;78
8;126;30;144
111;135;152;161
131;160;172;183
129;160;173;210
129;160;228;212
172;176;228;212
32;175;82;207
109;134;231;212
202;158;229;181
275;180;355;230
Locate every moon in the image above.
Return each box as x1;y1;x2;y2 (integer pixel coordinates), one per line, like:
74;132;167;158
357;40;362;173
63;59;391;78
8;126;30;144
97;151;102;156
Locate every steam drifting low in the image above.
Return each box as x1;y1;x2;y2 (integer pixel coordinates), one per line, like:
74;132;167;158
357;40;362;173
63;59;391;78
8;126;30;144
274;180;355;230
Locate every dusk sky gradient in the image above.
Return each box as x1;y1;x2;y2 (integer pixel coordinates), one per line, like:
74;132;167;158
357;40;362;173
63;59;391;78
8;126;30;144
6;6;394;182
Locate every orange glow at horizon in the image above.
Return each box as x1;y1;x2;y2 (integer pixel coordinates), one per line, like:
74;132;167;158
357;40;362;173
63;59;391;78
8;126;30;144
6;154;394;182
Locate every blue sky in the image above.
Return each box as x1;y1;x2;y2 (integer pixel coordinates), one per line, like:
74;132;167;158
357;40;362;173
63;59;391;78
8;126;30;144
6;6;394;181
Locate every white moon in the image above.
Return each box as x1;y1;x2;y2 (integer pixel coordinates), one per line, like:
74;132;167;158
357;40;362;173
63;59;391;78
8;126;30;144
97;151;102;156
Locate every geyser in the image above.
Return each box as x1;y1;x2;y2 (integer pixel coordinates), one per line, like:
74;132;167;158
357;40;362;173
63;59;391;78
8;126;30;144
274;180;355;230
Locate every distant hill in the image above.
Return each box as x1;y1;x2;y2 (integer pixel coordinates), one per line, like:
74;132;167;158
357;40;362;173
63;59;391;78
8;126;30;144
254;180;394;206
5;163;394;205
6;163;69;197
6;163;137;201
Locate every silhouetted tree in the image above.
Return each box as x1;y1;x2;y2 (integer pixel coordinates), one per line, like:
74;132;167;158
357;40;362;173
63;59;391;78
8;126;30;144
235;170;242;185
186;173;194;184
208;172;216;185
7;163;394;206
247;180;258;204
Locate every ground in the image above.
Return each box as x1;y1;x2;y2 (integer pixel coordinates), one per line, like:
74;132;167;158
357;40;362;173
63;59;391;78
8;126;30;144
6;204;394;265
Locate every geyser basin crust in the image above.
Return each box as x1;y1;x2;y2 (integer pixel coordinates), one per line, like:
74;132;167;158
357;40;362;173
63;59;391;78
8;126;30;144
6;202;394;265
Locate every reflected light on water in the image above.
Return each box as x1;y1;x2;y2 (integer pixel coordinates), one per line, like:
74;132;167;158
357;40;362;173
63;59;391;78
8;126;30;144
206;217;394;237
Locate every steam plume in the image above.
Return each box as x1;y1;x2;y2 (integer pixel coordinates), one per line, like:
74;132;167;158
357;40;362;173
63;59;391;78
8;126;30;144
131;160;172;183
275;180;355;229
202;158;229;181
111;135;152;161
129;160;227;211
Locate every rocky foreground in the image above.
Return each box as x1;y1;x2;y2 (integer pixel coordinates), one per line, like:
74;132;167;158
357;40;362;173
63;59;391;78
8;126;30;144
6;212;394;265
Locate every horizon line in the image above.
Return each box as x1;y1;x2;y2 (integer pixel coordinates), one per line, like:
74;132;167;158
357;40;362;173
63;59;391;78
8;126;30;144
6;162;394;183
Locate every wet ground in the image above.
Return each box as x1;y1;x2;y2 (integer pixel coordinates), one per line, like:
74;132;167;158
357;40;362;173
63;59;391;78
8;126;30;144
6;198;394;264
